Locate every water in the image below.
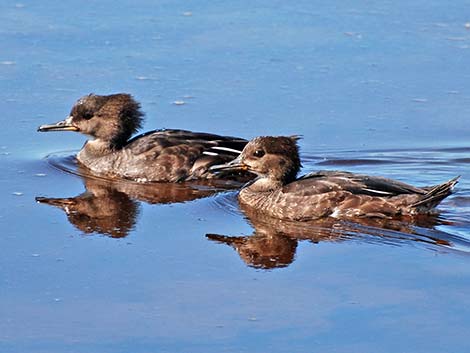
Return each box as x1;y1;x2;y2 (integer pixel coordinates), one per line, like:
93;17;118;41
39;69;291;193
2;0;470;352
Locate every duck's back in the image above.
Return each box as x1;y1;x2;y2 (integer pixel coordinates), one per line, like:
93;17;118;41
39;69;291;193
285;170;426;196
240;170;456;221
86;129;249;182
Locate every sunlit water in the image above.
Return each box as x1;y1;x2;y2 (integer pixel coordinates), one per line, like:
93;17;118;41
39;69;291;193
2;0;470;352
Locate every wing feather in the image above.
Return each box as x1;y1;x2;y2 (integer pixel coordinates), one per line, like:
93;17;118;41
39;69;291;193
288;170;427;197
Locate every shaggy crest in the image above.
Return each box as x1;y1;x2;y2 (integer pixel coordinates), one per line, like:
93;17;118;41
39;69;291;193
70;93;144;148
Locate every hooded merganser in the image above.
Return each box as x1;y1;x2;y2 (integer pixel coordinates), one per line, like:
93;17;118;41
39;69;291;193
211;136;459;221
38;93;252;182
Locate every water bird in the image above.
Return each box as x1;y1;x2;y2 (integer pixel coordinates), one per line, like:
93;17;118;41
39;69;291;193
211;136;459;221
38;93;252;182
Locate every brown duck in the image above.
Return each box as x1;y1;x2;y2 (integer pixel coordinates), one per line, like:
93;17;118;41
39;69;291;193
38;93;252;182
211;136;459;221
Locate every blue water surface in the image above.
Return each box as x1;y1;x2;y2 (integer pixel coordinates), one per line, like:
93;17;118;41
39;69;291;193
1;1;470;352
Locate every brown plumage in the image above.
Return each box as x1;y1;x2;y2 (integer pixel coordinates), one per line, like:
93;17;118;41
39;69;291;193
211;136;459;221
38;93;253;182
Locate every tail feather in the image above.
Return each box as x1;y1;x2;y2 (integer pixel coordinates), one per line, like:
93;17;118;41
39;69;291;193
411;176;459;211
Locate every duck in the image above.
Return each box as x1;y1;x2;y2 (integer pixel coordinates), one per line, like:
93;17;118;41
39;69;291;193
38;93;252;182
210;136;459;221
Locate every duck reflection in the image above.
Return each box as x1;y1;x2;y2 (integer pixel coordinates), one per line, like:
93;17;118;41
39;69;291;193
207;206;457;269
36;179;139;238
208;229;298;269
37;168;243;237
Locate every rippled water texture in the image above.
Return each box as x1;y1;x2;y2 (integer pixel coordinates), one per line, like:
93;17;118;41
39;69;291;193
2;1;470;352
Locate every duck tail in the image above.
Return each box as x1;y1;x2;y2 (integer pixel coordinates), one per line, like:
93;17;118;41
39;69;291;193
411;176;459;211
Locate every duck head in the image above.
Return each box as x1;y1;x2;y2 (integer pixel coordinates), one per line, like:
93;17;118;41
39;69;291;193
212;136;301;185
38;93;144;149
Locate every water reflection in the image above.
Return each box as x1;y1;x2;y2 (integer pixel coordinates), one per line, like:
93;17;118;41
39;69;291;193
37;162;243;237
207;206;470;269
36;180;139;238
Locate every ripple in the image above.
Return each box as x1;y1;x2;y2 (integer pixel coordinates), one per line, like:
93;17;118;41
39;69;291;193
452;158;470;164
302;146;470;167
43;150;85;178
315;158;394;166
209;191;243;216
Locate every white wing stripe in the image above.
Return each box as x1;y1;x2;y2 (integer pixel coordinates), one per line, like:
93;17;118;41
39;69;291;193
210;146;242;154
363;188;393;195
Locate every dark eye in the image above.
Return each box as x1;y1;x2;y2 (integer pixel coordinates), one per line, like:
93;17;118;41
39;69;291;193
253;149;265;158
82;112;94;120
